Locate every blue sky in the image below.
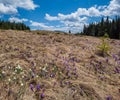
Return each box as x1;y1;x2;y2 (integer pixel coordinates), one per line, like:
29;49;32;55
0;0;120;33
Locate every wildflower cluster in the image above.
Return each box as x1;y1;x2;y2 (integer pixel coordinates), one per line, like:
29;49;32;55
0;64;29;99
29;83;45;99
88;51;120;99
14;64;23;74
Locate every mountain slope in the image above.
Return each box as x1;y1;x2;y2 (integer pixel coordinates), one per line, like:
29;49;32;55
0;30;120;100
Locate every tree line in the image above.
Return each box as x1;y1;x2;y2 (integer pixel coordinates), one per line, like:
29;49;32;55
0;20;30;30
81;16;120;39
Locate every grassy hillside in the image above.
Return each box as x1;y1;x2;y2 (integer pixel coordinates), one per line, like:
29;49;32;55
0;30;120;100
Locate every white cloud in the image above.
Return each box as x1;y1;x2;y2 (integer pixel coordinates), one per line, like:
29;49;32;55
98;5;107;10
45;0;120;21
30;20;73;32
45;10;89;33
45;14;59;21
75;7;101;17
45;12;87;21
0;3;17;14
45;0;120;33
45;6;101;22
103;0;120;16
9;17;28;23
88;7;101;16
0;0;38;14
30;21;54;29
45;5;103;33
30;20;84;33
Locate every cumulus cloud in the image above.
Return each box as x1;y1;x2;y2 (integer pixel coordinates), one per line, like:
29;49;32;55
0;0;38;14
0;3;17;14
45;6;101;22
45;5;104;32
45;0;120;33
30;20;74;32
45;10;89;32
46;0;120;20
30;21;54;29
103;0;120;16
9;17;28;23
29;0;120;33
45;14;59;21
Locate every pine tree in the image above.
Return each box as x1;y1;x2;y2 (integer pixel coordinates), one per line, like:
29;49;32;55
0;19;30;30
81;16;120;39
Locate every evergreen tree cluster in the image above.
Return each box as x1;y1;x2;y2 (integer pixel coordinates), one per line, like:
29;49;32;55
0;20;30;30
82;17;120;39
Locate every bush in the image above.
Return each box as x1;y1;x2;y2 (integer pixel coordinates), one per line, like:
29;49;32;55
97;33;111;57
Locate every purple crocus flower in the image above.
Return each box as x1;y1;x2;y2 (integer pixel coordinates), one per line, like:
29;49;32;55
73;72;77;76
117;61;120;65
31;61;36;66
106;58;109;63
112;54;118;61
36;84;40;91
99;61;102;65
112;54;116;58
32;73;35;78
67;73;71;78
106;96;112;100
67;66;71;71
64;81;71;85
73;68;77;73
99;76;105;81
30;84;34;92
115;67;120;73
40;93;45;98
50;73;55;78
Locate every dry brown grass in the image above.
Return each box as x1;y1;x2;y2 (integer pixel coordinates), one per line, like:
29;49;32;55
0;30;120;100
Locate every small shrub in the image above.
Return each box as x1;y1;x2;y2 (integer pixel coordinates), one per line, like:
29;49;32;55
103;33;109;38
97;33;111;57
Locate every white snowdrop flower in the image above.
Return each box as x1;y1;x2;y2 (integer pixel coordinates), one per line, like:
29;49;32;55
21;83;24;86
42;67;47;72
18;64;21;68
8;66;11;69
36;75;39;78
8;78;11;82
15;70;17;73
60;72;62;74
22;75;25;78
2;71;5;74
13;77;16;80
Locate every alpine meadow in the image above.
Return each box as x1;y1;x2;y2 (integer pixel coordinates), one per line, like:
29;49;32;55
0;0;120;100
